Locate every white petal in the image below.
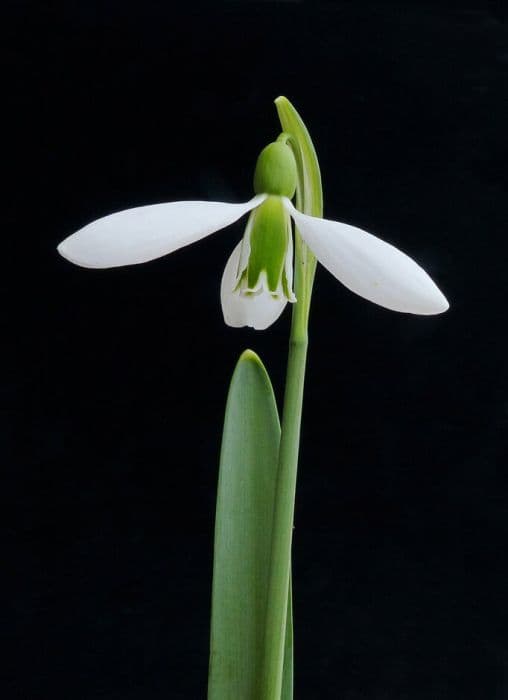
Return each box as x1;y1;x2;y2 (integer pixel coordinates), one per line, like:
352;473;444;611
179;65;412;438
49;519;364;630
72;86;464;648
220;243;288;330
285;200;449;315
57;195;266;269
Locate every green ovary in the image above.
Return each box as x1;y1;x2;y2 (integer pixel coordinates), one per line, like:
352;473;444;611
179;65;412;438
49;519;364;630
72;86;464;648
253;141;297;198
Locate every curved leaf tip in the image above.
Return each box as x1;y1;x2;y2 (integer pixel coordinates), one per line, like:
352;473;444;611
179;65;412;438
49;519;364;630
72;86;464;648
237;348;265;367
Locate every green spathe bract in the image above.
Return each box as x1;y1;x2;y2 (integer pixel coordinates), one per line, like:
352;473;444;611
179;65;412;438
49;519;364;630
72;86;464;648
253;141;297;197
208;349;293;699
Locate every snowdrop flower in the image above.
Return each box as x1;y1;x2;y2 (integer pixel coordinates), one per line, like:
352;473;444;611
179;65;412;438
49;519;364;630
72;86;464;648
58;138;448;329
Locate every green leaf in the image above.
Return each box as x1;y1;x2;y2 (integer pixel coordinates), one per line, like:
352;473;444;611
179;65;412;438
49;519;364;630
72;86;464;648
208;349;292;700
281;574;293;700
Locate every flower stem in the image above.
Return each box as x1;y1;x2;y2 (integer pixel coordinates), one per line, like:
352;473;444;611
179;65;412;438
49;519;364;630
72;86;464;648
261;97;323;700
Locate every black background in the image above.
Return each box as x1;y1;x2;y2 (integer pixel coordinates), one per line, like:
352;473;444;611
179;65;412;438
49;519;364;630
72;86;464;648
4;1;508;698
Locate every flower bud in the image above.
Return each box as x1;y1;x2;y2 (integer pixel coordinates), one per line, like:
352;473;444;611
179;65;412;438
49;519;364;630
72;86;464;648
253;141;297;198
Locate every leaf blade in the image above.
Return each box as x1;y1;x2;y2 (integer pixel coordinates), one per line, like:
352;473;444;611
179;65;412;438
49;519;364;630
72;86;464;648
281;574;294;700
208;349;289;700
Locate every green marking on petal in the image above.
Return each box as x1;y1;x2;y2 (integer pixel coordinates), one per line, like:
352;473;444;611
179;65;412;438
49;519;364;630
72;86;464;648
281;269;293;302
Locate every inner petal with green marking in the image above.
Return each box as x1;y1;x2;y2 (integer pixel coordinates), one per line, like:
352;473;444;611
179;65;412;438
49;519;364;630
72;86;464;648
235;196;296;303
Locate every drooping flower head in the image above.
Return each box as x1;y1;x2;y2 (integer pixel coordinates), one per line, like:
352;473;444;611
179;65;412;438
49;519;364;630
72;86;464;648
58;134;448;329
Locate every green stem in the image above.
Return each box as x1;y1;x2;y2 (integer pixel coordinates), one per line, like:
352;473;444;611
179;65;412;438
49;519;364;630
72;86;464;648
261;97;323;700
